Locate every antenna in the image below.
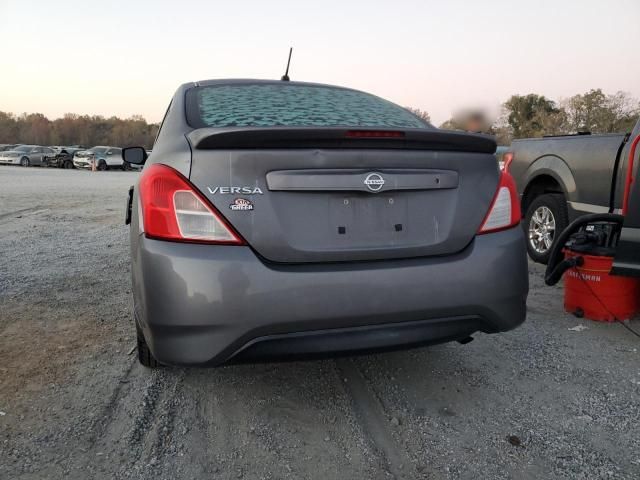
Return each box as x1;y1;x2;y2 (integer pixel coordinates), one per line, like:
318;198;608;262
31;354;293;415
281;47;293;81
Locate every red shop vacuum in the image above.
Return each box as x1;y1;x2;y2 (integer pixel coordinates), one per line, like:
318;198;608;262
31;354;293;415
544;136;640;322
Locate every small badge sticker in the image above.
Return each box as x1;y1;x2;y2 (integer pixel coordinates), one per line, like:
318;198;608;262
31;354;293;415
229;198;254;211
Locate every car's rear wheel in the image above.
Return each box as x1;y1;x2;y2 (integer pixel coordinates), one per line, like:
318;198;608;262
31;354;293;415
20;157;30;167
97;160;107;171
136;324;160;368
524;193;569;264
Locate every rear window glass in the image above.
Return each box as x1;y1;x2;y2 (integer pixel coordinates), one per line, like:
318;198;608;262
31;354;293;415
190;83;429;129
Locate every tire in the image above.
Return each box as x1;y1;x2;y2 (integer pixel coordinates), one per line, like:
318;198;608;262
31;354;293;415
20;157;30;167
524;193;569;264
97;160;108;171
63;160;74;169
136;324;160;368
122;161;131;171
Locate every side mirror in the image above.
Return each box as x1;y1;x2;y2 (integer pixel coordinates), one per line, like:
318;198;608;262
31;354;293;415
122;146;148;165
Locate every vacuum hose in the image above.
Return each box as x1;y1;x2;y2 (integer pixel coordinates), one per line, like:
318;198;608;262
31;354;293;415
544;213;624;286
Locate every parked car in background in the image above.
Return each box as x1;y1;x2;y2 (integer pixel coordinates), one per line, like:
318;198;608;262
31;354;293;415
46;146;85;168
507;117;640;263
51;145;85;155
123;78;528;368
73;146;123;170
0;144;21;152
0;145;55;167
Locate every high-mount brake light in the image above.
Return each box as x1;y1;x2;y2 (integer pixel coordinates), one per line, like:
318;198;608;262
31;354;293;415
345;130;405;138
138;164;244;244
478;171;521;234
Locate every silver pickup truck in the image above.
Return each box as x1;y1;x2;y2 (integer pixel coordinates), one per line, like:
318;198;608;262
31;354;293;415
507;118;640;266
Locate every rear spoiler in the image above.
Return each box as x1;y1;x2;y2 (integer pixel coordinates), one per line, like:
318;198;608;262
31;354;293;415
187;127;497;153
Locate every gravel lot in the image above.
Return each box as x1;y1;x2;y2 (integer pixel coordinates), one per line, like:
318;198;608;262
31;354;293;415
1;165;639;480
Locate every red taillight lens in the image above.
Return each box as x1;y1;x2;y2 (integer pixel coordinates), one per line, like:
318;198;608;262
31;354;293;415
138;164;244;244
477;171;521;234
345;130;405;138
502;152;514;172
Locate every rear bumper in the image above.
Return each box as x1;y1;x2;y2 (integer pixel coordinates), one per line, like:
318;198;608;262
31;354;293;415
228;316;487;364
133;227;529;366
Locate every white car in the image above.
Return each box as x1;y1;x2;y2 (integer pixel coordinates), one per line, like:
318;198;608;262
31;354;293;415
73;146;123;170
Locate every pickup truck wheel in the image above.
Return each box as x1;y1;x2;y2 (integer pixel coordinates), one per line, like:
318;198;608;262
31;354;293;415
63;160;73;169
524;193;569;264
136;324;160;368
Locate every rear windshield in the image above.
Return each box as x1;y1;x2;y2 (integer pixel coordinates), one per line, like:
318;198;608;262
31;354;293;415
188;83;429;129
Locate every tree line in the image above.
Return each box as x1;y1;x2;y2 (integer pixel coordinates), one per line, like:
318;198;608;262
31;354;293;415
439;89;639;145
1;88;637;148
0;112;159;149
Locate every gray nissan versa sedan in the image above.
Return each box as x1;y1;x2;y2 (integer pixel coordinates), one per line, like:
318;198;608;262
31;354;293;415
123;79;528;368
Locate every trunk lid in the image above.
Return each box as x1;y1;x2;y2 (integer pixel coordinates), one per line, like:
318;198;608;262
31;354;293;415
188;127;499;263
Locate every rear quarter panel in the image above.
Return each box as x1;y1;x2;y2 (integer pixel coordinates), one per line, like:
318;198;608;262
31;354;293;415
612;120;640;209
143;83;195;178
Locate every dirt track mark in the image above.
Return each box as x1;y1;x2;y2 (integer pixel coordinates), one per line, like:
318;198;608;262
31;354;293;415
128;371;172;447
78;367;187;478
336;358;426;479
135;370;186;463
81;359;137;451
0;206;47;222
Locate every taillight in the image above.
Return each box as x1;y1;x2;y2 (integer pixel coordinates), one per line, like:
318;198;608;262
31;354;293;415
138;164;244;244
502;152;514;172
477;171;521;234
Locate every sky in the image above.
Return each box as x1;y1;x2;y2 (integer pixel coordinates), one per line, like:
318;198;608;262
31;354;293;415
1;0;639;126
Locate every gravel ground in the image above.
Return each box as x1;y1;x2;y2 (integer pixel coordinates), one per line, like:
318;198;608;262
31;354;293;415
1;165;639;480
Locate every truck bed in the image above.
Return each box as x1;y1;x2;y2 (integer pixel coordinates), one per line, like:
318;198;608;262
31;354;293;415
509;132;627;217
